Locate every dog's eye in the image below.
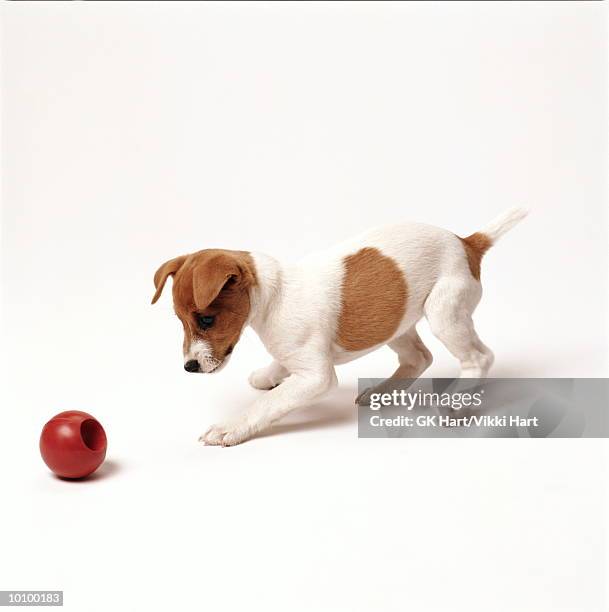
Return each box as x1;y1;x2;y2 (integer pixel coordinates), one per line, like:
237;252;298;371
196;314;215;330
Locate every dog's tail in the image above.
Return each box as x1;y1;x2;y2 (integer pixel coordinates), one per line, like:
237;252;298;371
459;207;528;280
478;207;529;245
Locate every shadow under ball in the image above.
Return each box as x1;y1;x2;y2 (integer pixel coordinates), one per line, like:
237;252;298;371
40;411;107;479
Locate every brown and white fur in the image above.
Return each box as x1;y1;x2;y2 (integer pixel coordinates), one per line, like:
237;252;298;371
152;207;527;446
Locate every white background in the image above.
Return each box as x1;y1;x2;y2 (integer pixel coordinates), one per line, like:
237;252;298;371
1;2;607;611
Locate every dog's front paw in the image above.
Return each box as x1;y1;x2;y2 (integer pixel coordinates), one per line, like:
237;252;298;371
199;420;253;447
248;368;281;391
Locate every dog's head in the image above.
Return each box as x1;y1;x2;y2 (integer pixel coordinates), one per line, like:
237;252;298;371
152;249;256;373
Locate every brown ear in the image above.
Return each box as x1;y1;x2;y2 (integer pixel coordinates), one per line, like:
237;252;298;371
151;255;187;304
192;253;253;310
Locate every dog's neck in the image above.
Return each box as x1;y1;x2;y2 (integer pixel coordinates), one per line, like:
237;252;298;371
247;252;283;336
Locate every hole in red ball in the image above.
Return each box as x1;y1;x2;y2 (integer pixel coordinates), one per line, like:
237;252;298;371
80;419;106;451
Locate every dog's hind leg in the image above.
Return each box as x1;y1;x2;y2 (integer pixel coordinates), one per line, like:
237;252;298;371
387;327;434;379
424;277;494;378
355;327;433;405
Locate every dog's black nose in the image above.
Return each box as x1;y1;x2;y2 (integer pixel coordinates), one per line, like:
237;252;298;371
184;360;200;373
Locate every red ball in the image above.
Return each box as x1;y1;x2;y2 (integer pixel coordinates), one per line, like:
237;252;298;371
39;411;107;479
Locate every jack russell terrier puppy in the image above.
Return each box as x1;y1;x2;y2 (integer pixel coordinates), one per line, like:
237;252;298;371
152;207;527;446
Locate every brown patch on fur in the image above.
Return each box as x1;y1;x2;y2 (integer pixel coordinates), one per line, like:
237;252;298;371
336;247;407;352
152;250;257;361
459;232;492;281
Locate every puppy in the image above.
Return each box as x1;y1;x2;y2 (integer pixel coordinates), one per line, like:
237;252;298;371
152;207;527;446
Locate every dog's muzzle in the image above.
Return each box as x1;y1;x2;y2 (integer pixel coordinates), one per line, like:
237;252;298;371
183;356;225;374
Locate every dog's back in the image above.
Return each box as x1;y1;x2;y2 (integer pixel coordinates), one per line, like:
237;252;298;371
291;208;528;365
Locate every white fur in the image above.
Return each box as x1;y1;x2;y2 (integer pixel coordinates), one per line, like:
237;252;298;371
186;340;224;373
480;206;529;243
200;208;527;446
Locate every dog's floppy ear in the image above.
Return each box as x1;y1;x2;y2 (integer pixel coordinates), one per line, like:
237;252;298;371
151;255;187;304
192;253;253;311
